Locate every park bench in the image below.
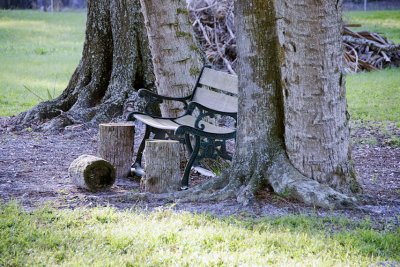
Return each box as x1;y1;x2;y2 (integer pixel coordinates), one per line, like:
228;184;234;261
127;65;238;189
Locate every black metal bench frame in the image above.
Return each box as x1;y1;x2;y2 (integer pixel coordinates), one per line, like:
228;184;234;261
127;65;238;189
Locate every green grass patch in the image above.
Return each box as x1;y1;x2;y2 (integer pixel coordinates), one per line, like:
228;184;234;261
0;10;85;116
0;203;399;266
344;11;400;124
344;10;400;44
346;68;400;123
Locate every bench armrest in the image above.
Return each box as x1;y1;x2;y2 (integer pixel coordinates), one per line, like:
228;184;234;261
138;88;192;116
175;125;236;140
138;89;192;101
175;101;237;138
187;101;237;118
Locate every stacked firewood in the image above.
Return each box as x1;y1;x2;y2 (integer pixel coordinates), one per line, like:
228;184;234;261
188;0;237;74
343;27;400;72
187;0;400;73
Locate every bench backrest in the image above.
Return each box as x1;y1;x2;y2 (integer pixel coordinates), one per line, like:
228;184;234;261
191;67;238;114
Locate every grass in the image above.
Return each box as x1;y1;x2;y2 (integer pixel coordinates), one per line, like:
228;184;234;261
344;10;400;125
0;203;399;266
0;10;85;116
344;10;400;44
346;68;400;123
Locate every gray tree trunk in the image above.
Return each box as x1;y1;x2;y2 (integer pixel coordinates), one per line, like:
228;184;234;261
232;0;359;207
16;0;154;130
140;0;203;117
191;0;359;209
276;0;358;193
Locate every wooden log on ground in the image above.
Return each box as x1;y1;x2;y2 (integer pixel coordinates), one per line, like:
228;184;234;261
98;122;135;178
143;140;181;193
69;154;116;191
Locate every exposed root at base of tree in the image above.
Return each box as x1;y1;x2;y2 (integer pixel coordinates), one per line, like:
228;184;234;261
12;89;145;131
174;151;357;209
10;0;154;132
96;151;357;209
266;153;357;209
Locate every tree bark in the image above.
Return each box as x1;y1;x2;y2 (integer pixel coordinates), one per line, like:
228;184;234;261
15;0;154;131
143;140;181;193
98;122;135;178
276;0;358;193
184;0;359;209
140;0;203;117
232;0;360;207
69;154;116;191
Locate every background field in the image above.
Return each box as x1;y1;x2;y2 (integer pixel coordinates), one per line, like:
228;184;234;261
0;10;399;123
344;10;400;43
0;10;85;116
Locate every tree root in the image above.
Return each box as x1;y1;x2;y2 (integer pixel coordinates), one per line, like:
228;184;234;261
82;148;356;209
266;152;357;209
173;150;357;209
12;88;145;132
89;151;356;209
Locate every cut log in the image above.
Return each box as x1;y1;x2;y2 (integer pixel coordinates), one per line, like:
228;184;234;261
98;122;135;178
69;154;116;191
142;140;181;193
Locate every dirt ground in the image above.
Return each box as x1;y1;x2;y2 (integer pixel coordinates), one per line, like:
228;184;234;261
0;117;399;227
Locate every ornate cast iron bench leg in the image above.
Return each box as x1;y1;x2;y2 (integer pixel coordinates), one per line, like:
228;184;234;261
131;125;151;177
184;133;193;155
181;135;200;190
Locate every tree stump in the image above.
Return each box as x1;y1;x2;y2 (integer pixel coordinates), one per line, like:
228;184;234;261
68;154;116;191
143;140;181;193
98;122;135;178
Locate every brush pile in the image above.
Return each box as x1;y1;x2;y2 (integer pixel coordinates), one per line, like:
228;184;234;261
188;0;236;73
343;27;400;72
187;0;400;73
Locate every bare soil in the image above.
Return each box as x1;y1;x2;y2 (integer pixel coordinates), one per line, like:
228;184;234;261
0;117;399;227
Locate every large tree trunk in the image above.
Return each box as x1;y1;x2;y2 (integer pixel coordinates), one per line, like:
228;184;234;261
140;0;203;117
186;0;360;209
16;0;154;131
277;0;358;193
232;0;360;207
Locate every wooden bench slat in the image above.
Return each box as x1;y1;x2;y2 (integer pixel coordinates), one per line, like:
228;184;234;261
199;68;238;95
134;114;235;134
134;114;180;130
192;86;238;113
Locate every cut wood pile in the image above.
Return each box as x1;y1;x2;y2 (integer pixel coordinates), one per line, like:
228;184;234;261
343;27;400;72
187;0;400;73
188;0;237;74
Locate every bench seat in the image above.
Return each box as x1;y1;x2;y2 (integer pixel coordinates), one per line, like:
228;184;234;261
127;65;238;189
133;113;235;135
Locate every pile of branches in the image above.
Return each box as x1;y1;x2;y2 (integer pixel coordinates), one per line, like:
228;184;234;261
187;0;400;73
343;27;400;72
188;0;237;74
